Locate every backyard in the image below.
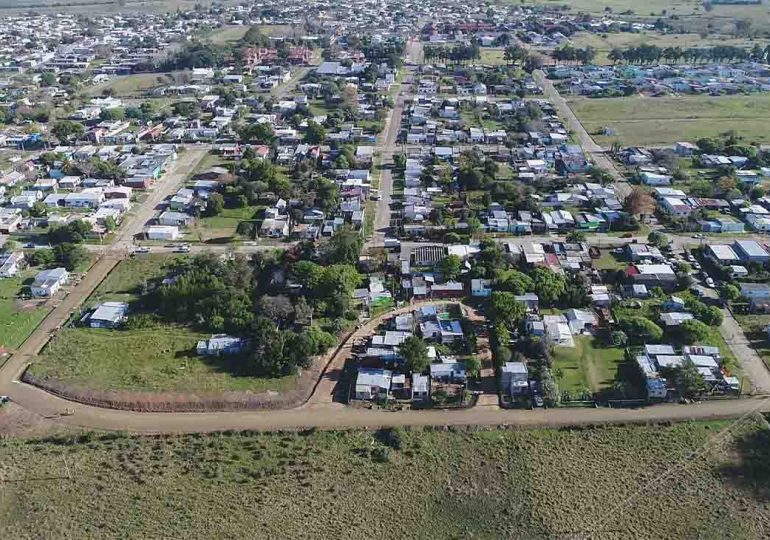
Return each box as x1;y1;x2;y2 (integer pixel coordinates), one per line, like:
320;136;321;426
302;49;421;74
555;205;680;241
2;417;770;537
552;335;627;398
568;94;770;146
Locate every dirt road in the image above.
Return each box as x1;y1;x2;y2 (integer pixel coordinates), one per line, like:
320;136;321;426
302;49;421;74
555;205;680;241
535;70;632;200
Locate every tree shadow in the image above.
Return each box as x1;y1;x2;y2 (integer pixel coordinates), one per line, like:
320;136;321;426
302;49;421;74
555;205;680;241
718;421;770;502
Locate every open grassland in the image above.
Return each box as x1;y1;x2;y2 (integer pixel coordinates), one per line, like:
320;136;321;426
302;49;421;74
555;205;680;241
2;418;770;537
569;31;767;64
28;325;294;395
568;94;770;146
0;270;50;350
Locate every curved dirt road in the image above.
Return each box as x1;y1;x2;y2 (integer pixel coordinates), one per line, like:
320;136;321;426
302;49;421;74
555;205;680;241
2;299;770;434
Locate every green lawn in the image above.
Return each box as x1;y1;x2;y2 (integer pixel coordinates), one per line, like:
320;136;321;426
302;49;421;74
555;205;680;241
479;48;507;66
196;205;263;242
0;270;50;350
3;418;770;538
568;95;770;146
206;25;250;45
28;325;295;394
552;335;625;396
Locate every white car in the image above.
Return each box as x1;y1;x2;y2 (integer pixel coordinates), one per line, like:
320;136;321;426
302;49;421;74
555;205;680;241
133;246;151;254
705;277;715;288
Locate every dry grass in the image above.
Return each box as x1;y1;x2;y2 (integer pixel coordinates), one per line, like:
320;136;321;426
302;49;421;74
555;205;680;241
1;417;770;537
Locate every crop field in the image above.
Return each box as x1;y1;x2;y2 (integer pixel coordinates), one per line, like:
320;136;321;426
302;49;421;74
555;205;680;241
2;418;770;537
569;31;766;65
27;325;295;395
568;95;770;146
0;270;51;351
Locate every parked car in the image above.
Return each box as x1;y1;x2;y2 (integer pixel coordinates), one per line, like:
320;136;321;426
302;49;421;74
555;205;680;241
706;277;715;288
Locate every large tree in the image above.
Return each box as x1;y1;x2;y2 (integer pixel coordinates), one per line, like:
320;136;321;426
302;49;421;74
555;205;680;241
398;335;431;374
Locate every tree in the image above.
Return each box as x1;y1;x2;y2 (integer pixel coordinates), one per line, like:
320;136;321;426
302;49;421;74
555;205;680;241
464;355;482;379
26;248;55;267
668;361;705;397
619;316;664;342
531;267;566;306
52;120;86;142
324;225;363;265
258;294;294;321
204;192;225;217
610;330;628;347
496;269;534;295
722;284;741;302
304;120;327;144
541;368;560;406
566;230;586;243
52;243;89;271
438;254;462;281
49;220;92;244
678;319;711;344
238;122;275;144
647;230;669;248
29;201;47;218
490;291;526;327
40;72;56;86
398;335;430;374
623;187;656;216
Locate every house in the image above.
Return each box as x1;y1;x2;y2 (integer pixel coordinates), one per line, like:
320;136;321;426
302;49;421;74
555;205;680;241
355;368;393;400
196;334;244;356
159;211;194;227
640;172;672;186
0;252;23;278
739;282;770;300
627;264;677;288
145;225;179;241
30;267;68;297
501;362;529;396
515;293;539;313
412;373;430;401
565;309;597;334
733;240;770;263
430;362;467;383
260;217;290;238
470;278;492;297
706;244;739;265
660;312;695;327
89;301;128;328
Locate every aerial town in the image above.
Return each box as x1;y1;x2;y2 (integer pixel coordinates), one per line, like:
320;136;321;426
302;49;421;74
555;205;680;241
3;0;770;536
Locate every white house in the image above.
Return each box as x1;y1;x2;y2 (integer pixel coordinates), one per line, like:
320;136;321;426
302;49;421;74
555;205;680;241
145;225;179;241
501;362;529;396
355;368;393;400
30;267;68;297
89;301;129;328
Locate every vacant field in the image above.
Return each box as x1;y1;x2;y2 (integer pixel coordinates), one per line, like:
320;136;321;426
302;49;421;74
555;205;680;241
569;31;766;64
734;312;770;371
86;72;179;97
552;335;626;396
28;325;294;395
2;418;770;537
87;254;176;305
195;205;263;242
568;95;770;146
0;270;50;351
479;48;507;66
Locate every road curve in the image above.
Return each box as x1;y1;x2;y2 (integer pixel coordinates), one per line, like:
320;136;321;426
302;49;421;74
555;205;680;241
2;298;770;434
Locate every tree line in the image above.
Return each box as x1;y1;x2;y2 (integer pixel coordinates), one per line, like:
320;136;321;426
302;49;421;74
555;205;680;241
606;43;768;65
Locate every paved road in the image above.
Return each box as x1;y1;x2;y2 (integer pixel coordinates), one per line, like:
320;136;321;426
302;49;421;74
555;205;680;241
535;70;632;200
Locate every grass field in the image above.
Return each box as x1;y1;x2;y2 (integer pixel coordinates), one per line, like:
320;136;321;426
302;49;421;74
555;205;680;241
0;270;51;351
28;325;294;394
2;417;770;537
568;95;770;146
552;335;626;396
569;31;766;65
0;0;232;14
86;254;176;305
479;48;507;66
195;205;263;242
